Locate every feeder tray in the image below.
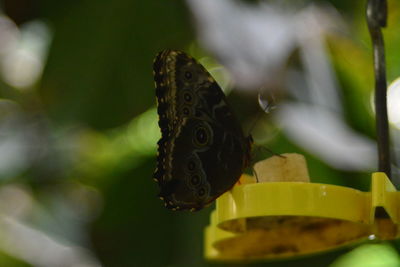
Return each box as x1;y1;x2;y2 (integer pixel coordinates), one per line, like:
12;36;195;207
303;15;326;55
204;153;400;262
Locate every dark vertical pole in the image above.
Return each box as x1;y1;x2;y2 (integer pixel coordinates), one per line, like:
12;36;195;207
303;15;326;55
366;0;391;179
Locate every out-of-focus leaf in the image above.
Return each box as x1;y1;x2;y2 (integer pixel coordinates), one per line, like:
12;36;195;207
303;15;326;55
330;243;400;267
0;251;30;267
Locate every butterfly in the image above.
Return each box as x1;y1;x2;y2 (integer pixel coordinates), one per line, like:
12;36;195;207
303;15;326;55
153;49;252;211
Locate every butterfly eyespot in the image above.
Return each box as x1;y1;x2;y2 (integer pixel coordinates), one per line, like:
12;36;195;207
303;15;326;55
190;174;201;185
182;107;190;115
187;160;196;171
184;71;192;79
198;187;206;196
192;123;212;148
195;128;208;145
183;92;192;102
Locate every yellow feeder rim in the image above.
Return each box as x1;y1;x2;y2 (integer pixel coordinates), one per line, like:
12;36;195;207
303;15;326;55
204;172;400;262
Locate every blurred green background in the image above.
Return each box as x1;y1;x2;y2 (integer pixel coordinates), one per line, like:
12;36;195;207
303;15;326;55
0;0;400;266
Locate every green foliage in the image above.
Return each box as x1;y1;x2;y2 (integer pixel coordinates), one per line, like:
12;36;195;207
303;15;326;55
39;0;193;129
0;251;31;267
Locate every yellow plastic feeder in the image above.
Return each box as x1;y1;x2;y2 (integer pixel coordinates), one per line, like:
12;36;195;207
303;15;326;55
204;153;400;262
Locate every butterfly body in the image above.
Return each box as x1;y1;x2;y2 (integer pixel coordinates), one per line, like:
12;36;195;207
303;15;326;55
153;50;252;211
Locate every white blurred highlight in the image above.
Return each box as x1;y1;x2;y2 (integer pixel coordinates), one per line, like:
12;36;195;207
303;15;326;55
277;104;376;171
0;15;19;55
295;8;342;113
0;17;51;89
0;217;101;267
388;79;400;184
186;0;341;90
2;48;44;88
387;78;400;128
187;0;296;89
0;184;102;267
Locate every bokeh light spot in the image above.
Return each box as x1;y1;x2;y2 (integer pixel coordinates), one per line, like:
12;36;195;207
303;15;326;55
388;78;400;128
330;243;400;267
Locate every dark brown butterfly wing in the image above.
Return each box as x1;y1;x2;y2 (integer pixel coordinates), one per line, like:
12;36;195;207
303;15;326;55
153;50;251;211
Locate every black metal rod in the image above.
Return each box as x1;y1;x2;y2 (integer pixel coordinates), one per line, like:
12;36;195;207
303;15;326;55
366;0;391;178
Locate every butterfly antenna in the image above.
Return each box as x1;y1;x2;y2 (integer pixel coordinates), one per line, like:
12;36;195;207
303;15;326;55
257;146;285;159
252;166;260;183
